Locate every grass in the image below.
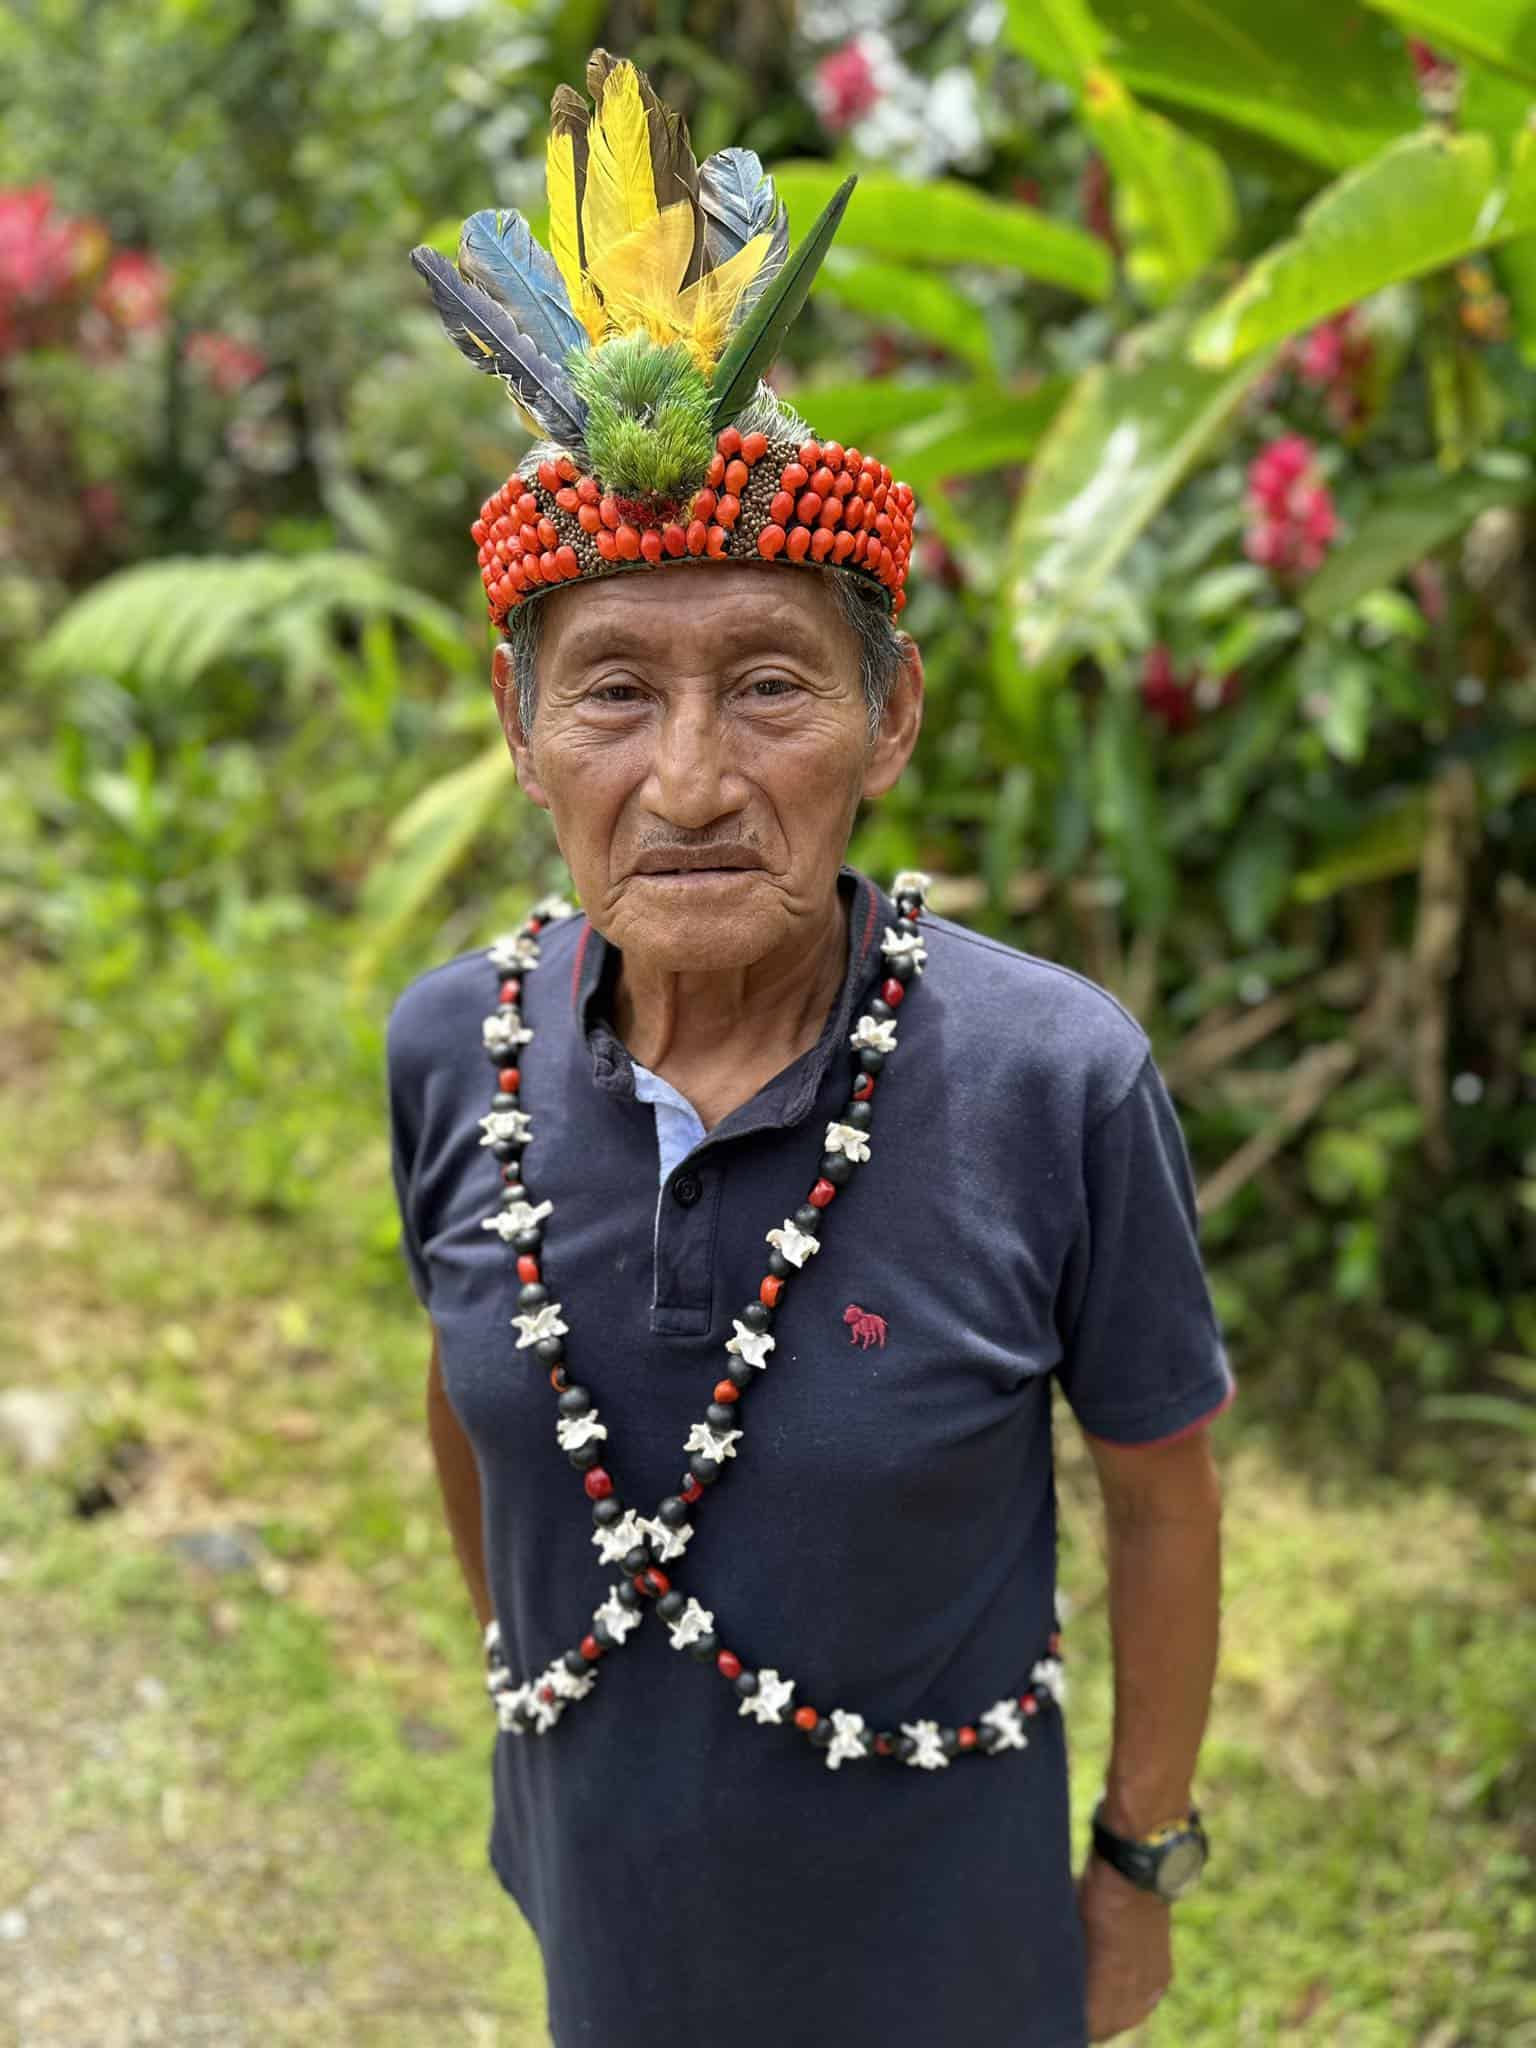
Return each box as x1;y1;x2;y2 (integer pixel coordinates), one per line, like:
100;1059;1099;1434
1;947;1533;2047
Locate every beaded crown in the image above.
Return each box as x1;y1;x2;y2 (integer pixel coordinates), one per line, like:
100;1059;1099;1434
410;50;916;630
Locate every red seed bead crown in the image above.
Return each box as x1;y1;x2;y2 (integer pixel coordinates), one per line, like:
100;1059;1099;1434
472;426;915;630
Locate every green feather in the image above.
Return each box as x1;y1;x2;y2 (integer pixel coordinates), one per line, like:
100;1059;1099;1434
568;333;715;498
708;175;856;430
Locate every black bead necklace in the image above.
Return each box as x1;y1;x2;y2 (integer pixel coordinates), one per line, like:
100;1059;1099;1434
474;874;1066;1771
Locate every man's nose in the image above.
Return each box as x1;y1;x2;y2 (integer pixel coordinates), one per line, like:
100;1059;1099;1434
645;698;740;828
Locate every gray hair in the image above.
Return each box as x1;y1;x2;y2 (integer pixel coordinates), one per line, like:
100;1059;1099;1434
499;568;907;746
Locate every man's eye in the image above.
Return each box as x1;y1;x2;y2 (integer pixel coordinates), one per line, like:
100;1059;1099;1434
591;683;642;702
749;677;796;698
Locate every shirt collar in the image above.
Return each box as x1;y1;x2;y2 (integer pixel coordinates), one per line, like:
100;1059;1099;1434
573;863;892;1138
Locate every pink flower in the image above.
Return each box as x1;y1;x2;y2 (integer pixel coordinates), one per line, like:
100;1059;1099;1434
1244;435;1338;581
183;328;268;394
813;39;884;132
1139;645;1199;733
96;249;170;333
0;184;106;353
1408;38;1447;84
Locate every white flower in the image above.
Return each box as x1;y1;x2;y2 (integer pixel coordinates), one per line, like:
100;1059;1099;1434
487;933;540;973
478;1108;533;1149
592;1509;648;1566
739;1668;795;1725
530;894;576;923
496;1683;534;1732
980;1699;1029;1752
881;926;927;975
525;1684;563;1733
725;1319;776;1370
484;1664;513;1696
482;1197;554;1240
483;1617;503;1657
823;1121;871;1164
765;1218;820;1268
825;1708;870;1771
684;1421;743;1463
482;1010;534;1055
637;1514;694;1563
849;1014;898;1053
545;1659;596;1701
666;1596;715;1651
1031;1656;1067;1707
892;869;931;898
511;1302;568;1349
555;1410;608;1452
594;1588;643;1644
900;1719;950;1770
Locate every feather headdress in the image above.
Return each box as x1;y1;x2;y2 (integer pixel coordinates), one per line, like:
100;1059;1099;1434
412;50;915;622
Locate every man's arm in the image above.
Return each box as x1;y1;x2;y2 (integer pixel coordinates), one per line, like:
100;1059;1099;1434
1088;1419;1224;1834
426;1323;494;1633
1075;1418;1225;2043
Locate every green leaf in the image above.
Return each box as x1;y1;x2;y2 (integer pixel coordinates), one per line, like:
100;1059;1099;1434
1303;462;1533;622
1002;0;1109;79
356;741;514;964
768;164;1113;300
1193;127;1536;368
1081;67;1238;301
817;254;995;372
1217;817;1296;942
883;380;1072;492
1292;791;1431;899
709;175;856;428
1004;335;1279;680
1091;688;1175;926
1090;0;1425;171
1363;0;1536;89
789;379;978;447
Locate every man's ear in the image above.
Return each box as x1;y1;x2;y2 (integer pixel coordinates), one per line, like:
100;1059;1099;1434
861;631;924;802
490;641;550;811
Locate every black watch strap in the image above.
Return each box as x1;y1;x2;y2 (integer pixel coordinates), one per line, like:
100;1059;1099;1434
1091;1800;1207;1899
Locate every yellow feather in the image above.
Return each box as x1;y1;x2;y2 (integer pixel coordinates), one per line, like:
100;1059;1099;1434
586;204;694;348
581;63;658;272
545;130;607;345
675;232;772;367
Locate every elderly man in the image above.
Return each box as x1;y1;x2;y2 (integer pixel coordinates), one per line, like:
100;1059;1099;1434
387;52;1233;2048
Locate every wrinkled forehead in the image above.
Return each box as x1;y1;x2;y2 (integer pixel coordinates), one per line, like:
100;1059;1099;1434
537;560;855;676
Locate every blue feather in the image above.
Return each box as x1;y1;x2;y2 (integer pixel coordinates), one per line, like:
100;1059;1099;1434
456;209;588;366
698;148;787;267
410;247;587;446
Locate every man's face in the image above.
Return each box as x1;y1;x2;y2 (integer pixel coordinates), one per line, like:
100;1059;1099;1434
491;563;921;973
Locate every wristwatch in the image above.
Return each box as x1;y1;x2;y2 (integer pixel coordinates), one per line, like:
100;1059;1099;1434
1091;1799;1209;1901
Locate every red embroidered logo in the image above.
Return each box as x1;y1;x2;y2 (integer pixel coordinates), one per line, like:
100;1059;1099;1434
843;1304;887;1349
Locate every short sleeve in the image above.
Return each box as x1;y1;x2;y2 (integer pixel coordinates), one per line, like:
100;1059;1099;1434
1054;1049;1236;1445
385;997;433;1309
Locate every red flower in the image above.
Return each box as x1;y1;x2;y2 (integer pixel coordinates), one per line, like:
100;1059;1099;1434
0;184;107;354
813;40;883;132
95;249;170;334
1244;435;1338;581
1139;645;1198;733
1408;38;1448;84
183;328;268;393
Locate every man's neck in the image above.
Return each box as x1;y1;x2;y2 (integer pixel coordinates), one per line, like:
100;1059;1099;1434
608;887;851;1130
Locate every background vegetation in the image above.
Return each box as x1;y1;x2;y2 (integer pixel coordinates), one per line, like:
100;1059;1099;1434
1;1;1532;2042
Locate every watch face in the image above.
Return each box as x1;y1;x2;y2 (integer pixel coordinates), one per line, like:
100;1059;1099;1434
1156;1837;1206;1900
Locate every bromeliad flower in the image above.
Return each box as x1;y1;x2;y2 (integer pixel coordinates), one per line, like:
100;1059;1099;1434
487;934;541;973
512;1302;569;1348
739;1668;795;1724
555;1410;608;1452
638;1513;694;1563
483;1010;534;1055
667;1596;715;1651
850;1015;898;1054
592;1508;649;1565
684;1421;743;1463
482;1197;554;1240
823;1121;871;1164
725;1319;776;1370
900;1719;949;1770
765;1217;821;1267
880;927;927;974
981;1699;1029;1752
825;1708;870;1770
479;1108;534;1149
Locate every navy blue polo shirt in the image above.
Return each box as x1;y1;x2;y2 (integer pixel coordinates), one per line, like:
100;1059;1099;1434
385;865;1235;2048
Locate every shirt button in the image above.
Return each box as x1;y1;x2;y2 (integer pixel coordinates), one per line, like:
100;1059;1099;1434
672;1172;703;1207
